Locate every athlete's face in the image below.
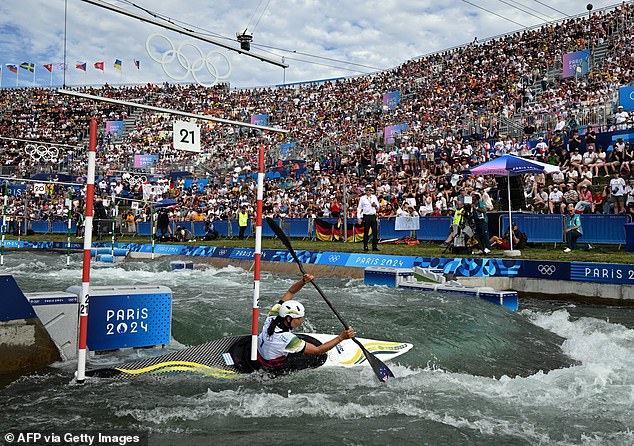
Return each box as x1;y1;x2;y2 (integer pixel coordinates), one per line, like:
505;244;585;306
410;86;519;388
290;317;303;330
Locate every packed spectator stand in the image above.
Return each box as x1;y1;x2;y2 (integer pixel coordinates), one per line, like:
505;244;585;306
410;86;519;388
1;2;633;246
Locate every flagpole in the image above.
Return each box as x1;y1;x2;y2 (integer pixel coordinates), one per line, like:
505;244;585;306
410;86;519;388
32;65;36;84
16;67;19;87
50;68;53;88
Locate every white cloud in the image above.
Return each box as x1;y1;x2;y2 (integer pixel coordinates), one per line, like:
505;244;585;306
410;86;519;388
0;0;620;88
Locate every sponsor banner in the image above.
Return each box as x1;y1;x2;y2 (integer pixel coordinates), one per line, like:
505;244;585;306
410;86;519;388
570;262;634;284
521;260;570;281
395;216;420;231
87;292;171;351
562;49;590;78
250;114;268;126
619;85;634;111
383;90;401;110
8;185;26;196
383;123;409;145
314;251;351;267
280;142;297;157
105;120;125;139
213;247;234;258
346;254;414;269
229;248;256;260
134;154;159;169
415;257;522;277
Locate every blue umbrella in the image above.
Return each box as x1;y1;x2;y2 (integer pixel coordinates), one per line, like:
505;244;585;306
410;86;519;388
153;198;178;208
469;155;560;251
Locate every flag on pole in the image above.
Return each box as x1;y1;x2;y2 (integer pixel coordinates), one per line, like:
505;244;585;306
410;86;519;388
6;64;18;74
94;61;104;71
134;60;140;69
76;62;87;71
113;59;122;70
57;63;66;70
43;64;53;87
19;62;35;72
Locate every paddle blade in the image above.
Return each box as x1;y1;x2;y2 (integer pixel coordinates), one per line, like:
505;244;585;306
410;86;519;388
355;339;395;382
266;217;302;267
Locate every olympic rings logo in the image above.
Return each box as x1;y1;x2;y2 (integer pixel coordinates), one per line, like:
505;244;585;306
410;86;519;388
146;33;232;87
328;255;340;263
537;264;556;275
124;174;147;187
24;144;59;162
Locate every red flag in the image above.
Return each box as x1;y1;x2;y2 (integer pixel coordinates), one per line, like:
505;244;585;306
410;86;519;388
43;64;53;72
94;62;104;71
134;60;140;69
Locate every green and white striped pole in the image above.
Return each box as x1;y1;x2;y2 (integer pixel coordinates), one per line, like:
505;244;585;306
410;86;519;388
66;189;73;266
1;183;8;266
151;204;155;260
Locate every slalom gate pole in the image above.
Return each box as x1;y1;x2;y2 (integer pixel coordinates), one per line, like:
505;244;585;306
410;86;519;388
1;182;7;266
66;188;72;266
76;118;97;383
251;144;264;361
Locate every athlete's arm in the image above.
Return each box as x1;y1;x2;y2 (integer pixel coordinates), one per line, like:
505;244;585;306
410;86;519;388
303;328;355;355
280;273;314;302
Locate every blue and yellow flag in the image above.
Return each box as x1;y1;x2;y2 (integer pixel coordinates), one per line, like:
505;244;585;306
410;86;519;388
19;62;34;72
113;59;122;70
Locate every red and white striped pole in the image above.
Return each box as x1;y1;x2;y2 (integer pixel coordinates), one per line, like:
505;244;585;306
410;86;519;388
76;118;97;383
251;144;264;360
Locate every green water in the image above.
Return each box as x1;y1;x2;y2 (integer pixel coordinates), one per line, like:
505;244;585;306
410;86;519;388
1;252;633;445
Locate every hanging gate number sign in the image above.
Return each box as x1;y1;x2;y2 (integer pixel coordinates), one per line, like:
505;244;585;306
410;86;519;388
173;120;201;153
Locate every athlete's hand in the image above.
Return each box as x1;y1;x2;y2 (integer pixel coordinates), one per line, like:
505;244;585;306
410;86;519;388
301;273;314;284
338;327;355;341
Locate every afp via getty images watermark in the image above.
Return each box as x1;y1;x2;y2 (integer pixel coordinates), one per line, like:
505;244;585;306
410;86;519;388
2;431;148;446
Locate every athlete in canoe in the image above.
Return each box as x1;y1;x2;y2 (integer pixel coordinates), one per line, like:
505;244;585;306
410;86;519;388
257;273;355;370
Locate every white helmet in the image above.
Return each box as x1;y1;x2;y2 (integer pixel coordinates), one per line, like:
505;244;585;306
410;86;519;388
279;301;305;319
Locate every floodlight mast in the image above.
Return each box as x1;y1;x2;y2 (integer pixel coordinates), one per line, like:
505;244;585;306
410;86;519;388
79;0;288;68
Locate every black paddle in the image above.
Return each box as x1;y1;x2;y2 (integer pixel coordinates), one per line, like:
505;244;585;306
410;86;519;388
266;217;394;382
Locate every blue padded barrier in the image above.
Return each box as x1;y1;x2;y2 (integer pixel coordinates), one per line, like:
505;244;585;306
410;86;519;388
418;216;452;241
30;221;50;234
137;222;152;236
378;218;398;239
501;214;563;243
288;218;310;238
262;219;276;237
51;221;76;234
579;214;628;244
214;220;230;237
192;221;206;237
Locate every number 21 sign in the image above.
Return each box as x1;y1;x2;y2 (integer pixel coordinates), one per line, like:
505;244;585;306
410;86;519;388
173;120;201;153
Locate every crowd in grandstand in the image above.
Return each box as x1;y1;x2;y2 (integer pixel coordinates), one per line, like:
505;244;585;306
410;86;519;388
1;2;633;238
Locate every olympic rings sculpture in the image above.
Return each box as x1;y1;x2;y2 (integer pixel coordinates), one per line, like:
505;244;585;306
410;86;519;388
145;33;232;88
124;174;148;188
24;144;59;163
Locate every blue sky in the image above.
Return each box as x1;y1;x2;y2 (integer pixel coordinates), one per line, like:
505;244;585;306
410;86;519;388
0;0;622;89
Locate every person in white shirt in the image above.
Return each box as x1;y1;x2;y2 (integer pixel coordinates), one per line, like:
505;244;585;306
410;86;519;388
615;106;630;130
609;172;626;214
548;186;564;214
357;184;380;251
